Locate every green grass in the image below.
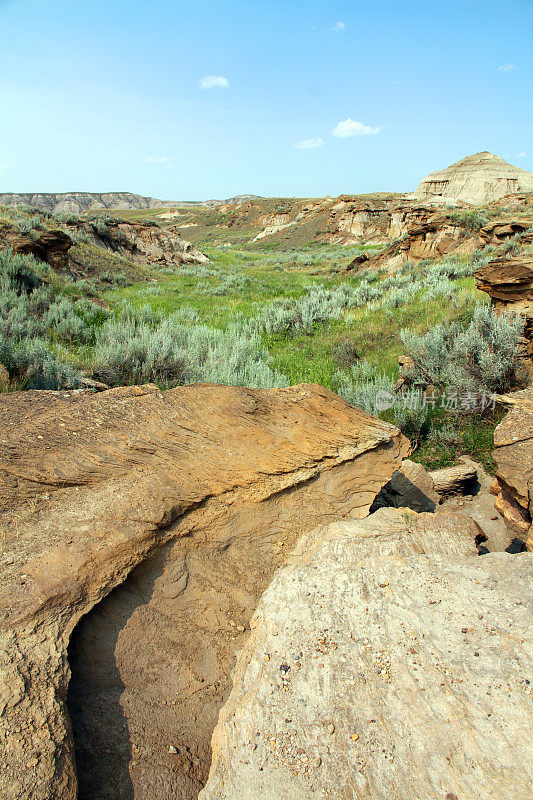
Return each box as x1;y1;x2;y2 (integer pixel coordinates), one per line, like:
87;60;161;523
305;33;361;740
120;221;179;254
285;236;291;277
411;409;506;473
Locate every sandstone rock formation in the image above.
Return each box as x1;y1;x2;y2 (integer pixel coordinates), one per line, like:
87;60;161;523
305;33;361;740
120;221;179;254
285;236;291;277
74;217;210;267
413;152;533;205
200;508;532;800
346;209;473;273
479;215;533;245
492;388;533;548
370;458;439;513
9;229;73;271
475;256;533;374
0;383;409;800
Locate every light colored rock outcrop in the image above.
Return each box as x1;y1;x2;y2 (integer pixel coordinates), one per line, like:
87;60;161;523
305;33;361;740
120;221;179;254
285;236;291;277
0;383;409;800
492;388;533;547
413;151;533;205
201;508;532;800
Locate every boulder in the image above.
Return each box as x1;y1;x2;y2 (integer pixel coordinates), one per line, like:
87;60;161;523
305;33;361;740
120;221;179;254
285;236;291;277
430;461;478;497
492;388;533;546
200;507;532;800
0;383;409;800
413;151;533;205
371;458;440;512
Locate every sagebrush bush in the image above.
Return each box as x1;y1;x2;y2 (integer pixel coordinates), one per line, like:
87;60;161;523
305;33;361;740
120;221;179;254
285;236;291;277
0;335;80;389
334;359;431;440
92;312;288;389
401;304;525;394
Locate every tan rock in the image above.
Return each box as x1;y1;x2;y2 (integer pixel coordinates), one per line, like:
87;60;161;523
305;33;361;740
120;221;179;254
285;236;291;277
200;508;532;800
475;256;533;374
0;382;409;800
413;151;533;205
79;218;210;266
492;388;533;547
430;462;478;496
479;215;533;245
494;491;531;535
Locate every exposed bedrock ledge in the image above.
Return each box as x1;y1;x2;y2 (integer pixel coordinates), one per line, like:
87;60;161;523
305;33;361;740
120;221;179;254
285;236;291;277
0;383;409;800
200;508;532;800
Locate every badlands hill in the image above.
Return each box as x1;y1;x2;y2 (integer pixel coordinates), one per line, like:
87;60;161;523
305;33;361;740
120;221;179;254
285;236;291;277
414;151;533;205
0;191;179;215
0;192;263;216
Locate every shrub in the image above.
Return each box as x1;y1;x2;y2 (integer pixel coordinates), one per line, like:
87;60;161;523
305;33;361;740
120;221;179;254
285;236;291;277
100;270;129;286
449;209;490;232
0;248;43;294
53;210;82;224
92;314;288;389
0;336;80;389
334;360;431;441
401;304;525;394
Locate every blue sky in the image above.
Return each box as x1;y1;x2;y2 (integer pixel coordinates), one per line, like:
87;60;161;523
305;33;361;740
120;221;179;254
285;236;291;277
0;0;531;199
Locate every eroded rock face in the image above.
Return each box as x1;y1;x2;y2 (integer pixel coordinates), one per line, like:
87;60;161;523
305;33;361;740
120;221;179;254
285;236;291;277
73;218;210;267
492;388;533;548
479;215;533;245
0;192;175;215
0;383;409;800
200;508;532;800
10;229;73;271
413;151;533;205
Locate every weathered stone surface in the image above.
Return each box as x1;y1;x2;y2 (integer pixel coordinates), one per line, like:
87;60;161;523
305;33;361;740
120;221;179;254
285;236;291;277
479;215;533;245
413;151;533;205
371;458;439;512
430;461;478;496
0;383;409;800
492;388;533;546
200;508;532;800
0;192;177;215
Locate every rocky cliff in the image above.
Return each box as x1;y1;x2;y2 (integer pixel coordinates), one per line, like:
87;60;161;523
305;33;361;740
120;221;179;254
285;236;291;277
413;152;533;205
0;383;409;800
0;192;178;215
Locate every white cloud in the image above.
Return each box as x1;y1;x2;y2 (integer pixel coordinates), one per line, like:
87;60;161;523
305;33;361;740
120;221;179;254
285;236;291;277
332;21;346;31
0;161;10;171
498;63;515;71
199;75;229;89
293;137;324;150
144;156;174;167
518;152;527;158
333;118;380;138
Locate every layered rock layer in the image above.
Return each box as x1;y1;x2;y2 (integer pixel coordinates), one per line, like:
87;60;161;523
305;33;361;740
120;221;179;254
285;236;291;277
0;383;409;800
414;152;533;205
200;508;532;800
